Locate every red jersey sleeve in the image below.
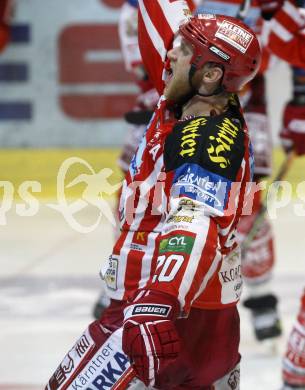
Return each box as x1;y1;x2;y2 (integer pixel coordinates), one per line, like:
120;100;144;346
138;0;192;95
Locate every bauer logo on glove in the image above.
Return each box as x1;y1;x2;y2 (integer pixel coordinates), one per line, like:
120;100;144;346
131;304;171;317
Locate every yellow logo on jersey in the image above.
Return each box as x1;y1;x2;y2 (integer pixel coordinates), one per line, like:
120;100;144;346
179;117;207;157
207;118;240;168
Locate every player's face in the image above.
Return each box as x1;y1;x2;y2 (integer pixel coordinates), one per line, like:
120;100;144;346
164;38;194;102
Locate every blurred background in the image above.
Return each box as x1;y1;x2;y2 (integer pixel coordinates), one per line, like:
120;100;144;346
0;1;304;389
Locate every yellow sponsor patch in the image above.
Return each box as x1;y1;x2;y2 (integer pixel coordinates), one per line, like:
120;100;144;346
207;117;240;168
168;215;194;223
179;117;207;157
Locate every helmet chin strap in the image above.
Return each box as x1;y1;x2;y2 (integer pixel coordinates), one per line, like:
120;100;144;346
188;64;224;97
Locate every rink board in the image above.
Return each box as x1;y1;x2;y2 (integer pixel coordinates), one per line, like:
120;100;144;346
0;147;305;199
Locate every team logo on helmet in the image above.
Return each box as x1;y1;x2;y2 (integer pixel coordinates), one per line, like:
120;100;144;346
215;20;254;54
197;13;216;20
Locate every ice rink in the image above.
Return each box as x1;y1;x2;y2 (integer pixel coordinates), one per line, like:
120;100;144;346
1;1;304;389
1;199;304;390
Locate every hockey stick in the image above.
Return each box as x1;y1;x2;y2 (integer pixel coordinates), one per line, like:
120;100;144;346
125;110;154;125
236;0;252;19
241;150;295;254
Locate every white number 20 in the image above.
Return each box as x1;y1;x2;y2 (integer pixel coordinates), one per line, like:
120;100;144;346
152;254;184;283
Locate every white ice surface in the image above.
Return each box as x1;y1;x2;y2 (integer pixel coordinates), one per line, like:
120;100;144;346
0;202;304;389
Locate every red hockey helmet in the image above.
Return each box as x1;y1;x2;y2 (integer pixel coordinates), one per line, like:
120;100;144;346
179;14;261;92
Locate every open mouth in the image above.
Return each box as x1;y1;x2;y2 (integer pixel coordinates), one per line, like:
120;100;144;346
165;66;174;86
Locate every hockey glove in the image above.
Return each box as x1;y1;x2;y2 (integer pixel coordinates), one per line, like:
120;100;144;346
256;0;284;19
281;102;305;155
122;290;180;387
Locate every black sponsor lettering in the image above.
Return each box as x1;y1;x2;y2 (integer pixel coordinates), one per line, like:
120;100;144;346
72;381;82;390
71;352;129;390
220;271;231;283
220;265;241;283
91;352;129;389
114;352;129;372
228;368;240;389
101;348;110;357
101;363;123;383
92;374;113;389
75;335;91;358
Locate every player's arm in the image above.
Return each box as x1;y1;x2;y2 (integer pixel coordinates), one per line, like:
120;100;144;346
137;0;194;94
265;0;305;68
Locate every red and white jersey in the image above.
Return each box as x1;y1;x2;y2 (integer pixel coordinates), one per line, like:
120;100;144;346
103;0;254;315
267;1;305;68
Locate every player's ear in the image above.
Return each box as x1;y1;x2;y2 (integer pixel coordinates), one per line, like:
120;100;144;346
202;64;223;85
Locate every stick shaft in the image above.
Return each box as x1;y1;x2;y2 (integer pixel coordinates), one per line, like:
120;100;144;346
236;0;252;19
112;367;137;390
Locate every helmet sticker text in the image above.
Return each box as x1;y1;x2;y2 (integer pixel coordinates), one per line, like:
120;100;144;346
215;20;254;54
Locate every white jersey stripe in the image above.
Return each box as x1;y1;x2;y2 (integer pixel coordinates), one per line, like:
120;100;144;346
178;216;210;309
283;0;304;26
130;154;164;231
158;0;189;34
192;251;222;303
271;19;293;42
140;323;155;386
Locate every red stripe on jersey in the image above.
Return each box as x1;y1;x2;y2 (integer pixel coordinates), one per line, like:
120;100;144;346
183;220;218;312
113;229;129;254
123;248;145;300
269;33;305;68
276;11;300;34
193;259;223;309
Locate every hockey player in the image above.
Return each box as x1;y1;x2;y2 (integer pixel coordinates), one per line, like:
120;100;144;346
46;1;261;388
194;0;282;343
260;1;305;388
